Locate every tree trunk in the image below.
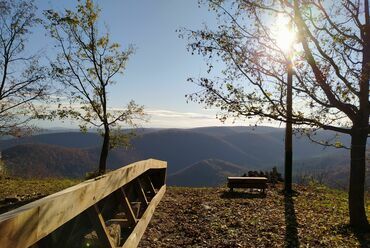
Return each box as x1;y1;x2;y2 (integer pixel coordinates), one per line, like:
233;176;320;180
348;125;369;229
284;54;293;194
98;126;110;174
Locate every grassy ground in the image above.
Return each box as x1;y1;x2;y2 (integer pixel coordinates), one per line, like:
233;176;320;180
139;184;370;248
0;177;80;214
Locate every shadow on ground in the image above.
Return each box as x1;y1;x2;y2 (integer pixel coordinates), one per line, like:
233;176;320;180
284;192;300;248
332;224;370;248
220;190;266;199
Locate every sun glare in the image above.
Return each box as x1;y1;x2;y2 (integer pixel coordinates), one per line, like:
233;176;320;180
273;14;296;53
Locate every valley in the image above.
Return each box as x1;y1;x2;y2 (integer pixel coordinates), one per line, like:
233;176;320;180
0;126;365;189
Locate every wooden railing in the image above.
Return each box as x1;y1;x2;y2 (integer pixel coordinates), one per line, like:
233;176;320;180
0;159;167;248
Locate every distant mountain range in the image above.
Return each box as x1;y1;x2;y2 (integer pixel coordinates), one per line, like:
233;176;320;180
0;126;367;189
167;159;245;187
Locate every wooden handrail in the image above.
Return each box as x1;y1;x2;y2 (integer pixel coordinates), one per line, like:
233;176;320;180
0;159;167;248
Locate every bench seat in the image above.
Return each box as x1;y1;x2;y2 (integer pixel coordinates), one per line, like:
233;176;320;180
227;176;268;193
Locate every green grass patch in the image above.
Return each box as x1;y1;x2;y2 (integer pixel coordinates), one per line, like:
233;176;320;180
0;177;81;214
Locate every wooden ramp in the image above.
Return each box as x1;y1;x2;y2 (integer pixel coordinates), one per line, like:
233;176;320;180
0;159;167;248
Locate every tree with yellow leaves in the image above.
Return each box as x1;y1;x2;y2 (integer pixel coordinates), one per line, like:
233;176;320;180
45;0;145;174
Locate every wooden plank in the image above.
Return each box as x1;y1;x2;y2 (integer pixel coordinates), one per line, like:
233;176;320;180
227;177;268;184
227;176;268;180
136;179;149;207
130;202;142;218
106;218;130;228
117;188;137;227
122;185;166;248
0;159;167;248
227;183;267;189
146;175;156;196
87;204;115;248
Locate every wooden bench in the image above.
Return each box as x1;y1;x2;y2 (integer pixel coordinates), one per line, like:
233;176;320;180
227;176;268;193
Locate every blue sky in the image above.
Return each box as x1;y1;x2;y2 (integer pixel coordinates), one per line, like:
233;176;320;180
29;0;252;128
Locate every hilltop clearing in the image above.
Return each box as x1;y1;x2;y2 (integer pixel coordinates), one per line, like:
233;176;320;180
139;184;370;248
1;178;370;247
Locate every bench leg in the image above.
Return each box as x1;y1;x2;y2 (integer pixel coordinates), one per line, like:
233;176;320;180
229;187;233;192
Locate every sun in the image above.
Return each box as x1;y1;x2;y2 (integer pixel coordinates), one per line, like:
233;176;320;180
273;14;296;53
275;25;295;53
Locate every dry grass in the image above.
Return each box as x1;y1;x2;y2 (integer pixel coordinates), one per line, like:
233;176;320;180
139;184;370;248
1;178;369;247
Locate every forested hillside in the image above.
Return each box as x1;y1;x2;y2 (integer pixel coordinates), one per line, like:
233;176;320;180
1;127;366;188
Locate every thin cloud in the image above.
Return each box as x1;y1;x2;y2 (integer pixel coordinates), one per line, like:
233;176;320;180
147;109;215;120
144;108;244;128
